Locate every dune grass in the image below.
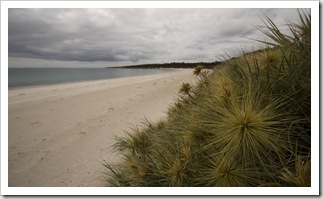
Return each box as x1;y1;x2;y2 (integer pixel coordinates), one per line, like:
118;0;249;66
104;10;311;187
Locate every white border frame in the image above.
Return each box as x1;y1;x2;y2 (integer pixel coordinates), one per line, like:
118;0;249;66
1;1;320;196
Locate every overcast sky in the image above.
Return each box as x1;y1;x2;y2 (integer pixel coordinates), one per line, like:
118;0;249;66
8;8;304;68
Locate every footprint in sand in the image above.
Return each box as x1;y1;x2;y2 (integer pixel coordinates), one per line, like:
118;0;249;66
40;150;50;160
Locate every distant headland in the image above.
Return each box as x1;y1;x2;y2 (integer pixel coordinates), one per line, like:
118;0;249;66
110;61;221;69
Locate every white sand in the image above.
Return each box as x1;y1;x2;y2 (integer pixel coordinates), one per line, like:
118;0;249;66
8;69;196;187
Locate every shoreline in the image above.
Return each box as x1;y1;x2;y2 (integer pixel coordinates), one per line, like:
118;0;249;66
8;67;177;90
8;68;196;186
9;69;190;105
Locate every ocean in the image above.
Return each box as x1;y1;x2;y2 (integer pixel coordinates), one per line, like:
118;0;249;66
8;68;175;89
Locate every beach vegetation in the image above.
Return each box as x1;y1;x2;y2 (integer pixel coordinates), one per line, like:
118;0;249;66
179;82;192;96
104;10;311;187
193;65;204;76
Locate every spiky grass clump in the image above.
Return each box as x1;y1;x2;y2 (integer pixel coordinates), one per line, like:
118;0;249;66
196;156;262;187
280;155;311;187
104;10;311;187
193;65;204;76
179;82;192;96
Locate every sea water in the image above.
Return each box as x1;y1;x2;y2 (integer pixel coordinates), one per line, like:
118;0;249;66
8;68;175;89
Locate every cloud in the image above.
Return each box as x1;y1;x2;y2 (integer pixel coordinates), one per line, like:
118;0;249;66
8;8;304;67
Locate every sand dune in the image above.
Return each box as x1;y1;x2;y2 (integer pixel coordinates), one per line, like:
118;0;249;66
8;69;196;187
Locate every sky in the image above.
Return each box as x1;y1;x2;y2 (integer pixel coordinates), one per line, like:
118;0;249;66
8;8;305;68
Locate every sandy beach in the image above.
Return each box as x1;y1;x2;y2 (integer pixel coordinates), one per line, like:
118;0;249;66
8;69;196;187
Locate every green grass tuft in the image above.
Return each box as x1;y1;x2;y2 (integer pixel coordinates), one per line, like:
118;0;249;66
179;82;192;96
193;65;204;76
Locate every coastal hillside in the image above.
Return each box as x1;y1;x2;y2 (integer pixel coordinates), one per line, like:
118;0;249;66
104;11;311;187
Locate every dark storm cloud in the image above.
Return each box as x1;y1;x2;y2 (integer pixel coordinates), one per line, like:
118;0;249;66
8;8;303;66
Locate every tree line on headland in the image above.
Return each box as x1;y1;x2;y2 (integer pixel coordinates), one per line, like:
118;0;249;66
111;61;221;69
